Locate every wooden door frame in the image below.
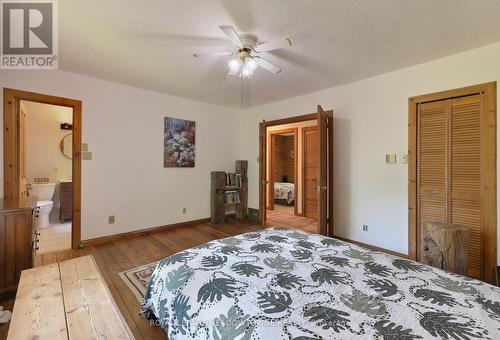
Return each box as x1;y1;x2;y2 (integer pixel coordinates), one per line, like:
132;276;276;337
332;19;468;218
259;110;334;236
4;88;82;249
408;81;496;283
267;128;298;215
301;125;318;219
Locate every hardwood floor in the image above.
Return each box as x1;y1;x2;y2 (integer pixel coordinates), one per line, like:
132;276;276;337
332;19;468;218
266;209;318;233
1;220;267;340
273;203;295;214
36;222;72;254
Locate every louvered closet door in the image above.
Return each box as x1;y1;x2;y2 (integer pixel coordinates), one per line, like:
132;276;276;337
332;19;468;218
417;100;447;247
417;94;484;280
449;95;482;279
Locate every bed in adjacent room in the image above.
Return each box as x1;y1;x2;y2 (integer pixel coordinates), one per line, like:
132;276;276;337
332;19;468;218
274;182;294;206
141;227;500;339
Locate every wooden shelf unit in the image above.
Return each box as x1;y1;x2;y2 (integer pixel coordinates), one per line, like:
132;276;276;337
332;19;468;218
211;160;248;224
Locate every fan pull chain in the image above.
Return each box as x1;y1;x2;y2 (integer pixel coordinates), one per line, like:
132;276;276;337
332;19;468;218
240;77;251;109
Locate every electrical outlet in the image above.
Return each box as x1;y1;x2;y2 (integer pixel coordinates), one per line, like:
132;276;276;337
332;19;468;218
108;215;115;224
182;208;187;214
362;224;368;232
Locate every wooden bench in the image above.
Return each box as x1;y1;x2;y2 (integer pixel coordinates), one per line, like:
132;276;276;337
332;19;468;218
7;255;134;339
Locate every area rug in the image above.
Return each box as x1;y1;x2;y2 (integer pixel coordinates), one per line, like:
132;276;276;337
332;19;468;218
119;261;158;302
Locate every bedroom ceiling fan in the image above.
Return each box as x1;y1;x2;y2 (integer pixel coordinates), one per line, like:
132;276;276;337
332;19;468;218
194;25;293;78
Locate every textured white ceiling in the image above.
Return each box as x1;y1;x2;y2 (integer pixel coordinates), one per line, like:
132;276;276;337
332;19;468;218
60;0;500;109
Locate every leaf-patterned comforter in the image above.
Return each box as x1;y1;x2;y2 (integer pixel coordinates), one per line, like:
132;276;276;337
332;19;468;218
140;227;500;339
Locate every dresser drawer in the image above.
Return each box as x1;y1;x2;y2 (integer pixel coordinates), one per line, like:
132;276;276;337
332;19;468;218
0;198;35;294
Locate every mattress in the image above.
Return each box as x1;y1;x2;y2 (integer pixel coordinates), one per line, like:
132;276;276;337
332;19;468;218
141;227;500;339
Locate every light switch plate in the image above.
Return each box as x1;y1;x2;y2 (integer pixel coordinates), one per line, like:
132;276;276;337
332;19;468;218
400;153;409;164
82;143;88;152
82;151;92;160
386;154;396;164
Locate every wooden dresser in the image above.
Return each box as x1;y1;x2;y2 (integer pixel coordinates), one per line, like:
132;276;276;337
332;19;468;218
0;197;37;294
60;181;72;222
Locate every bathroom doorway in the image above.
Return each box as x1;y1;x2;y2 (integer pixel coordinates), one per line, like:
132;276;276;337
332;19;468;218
23;101;73;253
3;88;82;251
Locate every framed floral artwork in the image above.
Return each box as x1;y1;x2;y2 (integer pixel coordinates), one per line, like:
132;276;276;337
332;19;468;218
164;117;195;167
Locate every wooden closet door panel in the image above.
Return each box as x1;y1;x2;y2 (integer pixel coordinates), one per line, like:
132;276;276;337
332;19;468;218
449;95;482;279
303;127;319;219
417;100;447;254
18;108;28;197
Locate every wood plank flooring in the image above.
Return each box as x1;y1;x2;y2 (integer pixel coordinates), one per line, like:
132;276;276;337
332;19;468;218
266;209;318;233
36;222;72;254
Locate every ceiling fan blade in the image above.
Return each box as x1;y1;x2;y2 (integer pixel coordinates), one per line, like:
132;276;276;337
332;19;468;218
219;25;244;48
254;37;293;52
255;57;282;75
193;51;233;58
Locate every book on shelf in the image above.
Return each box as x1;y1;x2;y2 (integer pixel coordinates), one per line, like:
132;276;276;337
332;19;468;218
225;190;241;204
226;173;243;187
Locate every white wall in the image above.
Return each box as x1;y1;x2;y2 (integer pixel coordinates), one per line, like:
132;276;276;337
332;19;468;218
23;100;73;222
239;41;500;259
266;120;317;214
2;41;500;260
0;70;239;240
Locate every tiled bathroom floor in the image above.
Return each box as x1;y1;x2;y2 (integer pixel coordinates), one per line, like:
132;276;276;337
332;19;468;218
37;222;72;254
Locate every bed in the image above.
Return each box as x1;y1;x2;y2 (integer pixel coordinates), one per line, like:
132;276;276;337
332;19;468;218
274;182;294;206
141;227;500;339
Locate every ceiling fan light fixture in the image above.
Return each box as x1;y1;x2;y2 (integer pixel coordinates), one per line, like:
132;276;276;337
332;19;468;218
228;58;241;73
241;64;253;78
245;58;258;72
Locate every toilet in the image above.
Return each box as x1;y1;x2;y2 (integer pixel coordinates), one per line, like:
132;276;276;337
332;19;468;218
28;183;56;228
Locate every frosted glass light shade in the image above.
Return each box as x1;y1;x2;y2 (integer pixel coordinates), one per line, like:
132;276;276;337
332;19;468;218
228;59;241;72
246;58;258;72
241;65;253;77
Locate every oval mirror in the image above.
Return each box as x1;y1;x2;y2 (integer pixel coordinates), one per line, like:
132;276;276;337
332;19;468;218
60;133;72;159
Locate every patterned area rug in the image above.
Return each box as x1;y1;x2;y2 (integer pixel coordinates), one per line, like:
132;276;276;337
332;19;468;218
119;261;158;302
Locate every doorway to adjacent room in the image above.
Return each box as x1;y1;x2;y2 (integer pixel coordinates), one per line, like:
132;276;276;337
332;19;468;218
3;88;82;251
259;106;334;236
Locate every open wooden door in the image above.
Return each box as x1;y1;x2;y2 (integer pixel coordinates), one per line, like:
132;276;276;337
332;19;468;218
259;121;267;226
317;106;328;235
4;88;83;249
317;105;334;236
18;104;28;197
258;109;333;233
